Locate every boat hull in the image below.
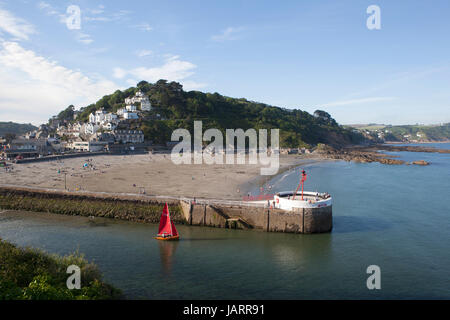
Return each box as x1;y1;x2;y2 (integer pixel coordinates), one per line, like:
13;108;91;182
154;235;180;241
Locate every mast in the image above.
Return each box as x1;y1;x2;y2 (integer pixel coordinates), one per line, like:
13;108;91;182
292;170;307;200
168;206;173;235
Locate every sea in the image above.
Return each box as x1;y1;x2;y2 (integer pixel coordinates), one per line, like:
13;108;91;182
0;143;449;299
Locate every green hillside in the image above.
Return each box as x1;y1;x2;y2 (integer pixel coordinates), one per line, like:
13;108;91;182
347;123;450;142
58;80;364;148
0;122;37;136
385;124;450;141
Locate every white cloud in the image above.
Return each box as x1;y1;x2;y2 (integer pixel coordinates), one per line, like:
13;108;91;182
38;1;66;23
114;55;206;91
211;27;244;42
126;79;138;86
85;16;110;22
0;41;119;124
133;23;153;32
324;97;396;107
0;7;36;40
128;59;196;82
136;49;153;57
111;10;132;21
88;5;105;15
113;67;127;79
76;32;93;44
163;54;180;61
182;80;208;91
38;2;95;45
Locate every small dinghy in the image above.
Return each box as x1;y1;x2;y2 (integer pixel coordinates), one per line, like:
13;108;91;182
155;203;180;241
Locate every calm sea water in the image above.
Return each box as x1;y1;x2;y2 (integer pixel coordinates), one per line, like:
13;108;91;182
1;143;449;299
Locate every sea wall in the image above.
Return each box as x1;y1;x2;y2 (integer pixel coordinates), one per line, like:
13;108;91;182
0;187;184;224
0;186;332;234
179;201;332;234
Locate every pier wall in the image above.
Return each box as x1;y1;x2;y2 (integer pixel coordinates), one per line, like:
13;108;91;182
0;186;184;224
0;186;332;234
180;201;332;234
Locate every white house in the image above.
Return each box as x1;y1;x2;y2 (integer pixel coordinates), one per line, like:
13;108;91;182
113;130;144;143
104;113;117;123
89;110;106;124
126;104;137;112
123;112;139;120
103;122;117;131
89;109;116;125
117;107;138;120
141;96;151;111
117;108;126;116
124;90;152;111
85;123;100;135
69;140;108;152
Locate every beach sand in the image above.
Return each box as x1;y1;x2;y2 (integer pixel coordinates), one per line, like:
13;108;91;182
0;153;319;200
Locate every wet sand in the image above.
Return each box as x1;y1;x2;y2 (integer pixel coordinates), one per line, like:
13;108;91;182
0;153;319;200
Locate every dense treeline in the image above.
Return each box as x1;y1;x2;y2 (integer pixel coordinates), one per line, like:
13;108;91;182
0;238;122;300
67;80;364;148
0;122;37;137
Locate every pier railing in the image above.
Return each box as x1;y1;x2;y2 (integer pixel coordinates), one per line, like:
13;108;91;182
178;197;267;208
0;184;268;208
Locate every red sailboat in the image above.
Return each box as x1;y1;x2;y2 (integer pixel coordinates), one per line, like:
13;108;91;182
155;203;180;241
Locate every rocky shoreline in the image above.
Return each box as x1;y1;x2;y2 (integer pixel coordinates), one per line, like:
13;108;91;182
313;144;449;165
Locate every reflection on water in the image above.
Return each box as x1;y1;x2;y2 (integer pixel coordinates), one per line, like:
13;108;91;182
158;241;178;276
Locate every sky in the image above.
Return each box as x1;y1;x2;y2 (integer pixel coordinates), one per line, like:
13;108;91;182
0;0;449;126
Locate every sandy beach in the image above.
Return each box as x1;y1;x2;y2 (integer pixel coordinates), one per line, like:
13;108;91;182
0;153;320;200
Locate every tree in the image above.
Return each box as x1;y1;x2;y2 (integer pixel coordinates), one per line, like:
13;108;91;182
137;81;151;92
57;105;75;121
313;110;337;126
5;133;16;144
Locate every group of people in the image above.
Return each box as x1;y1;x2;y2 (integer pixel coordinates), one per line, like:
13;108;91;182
266;199;277;209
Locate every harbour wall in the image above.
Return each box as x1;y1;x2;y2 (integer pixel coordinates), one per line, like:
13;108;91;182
179;201;332;233
0;186;332;234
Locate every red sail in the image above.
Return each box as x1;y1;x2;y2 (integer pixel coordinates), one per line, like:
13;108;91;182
170;220;179;237
158;203;173;235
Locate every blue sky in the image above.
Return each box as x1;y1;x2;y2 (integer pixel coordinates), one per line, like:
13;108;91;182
0;0;449;126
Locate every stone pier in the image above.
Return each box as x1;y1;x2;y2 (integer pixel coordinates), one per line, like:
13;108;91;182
180;200;332;234
0;186;332;234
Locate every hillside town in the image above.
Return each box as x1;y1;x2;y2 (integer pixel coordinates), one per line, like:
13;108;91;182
1;90;151;161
